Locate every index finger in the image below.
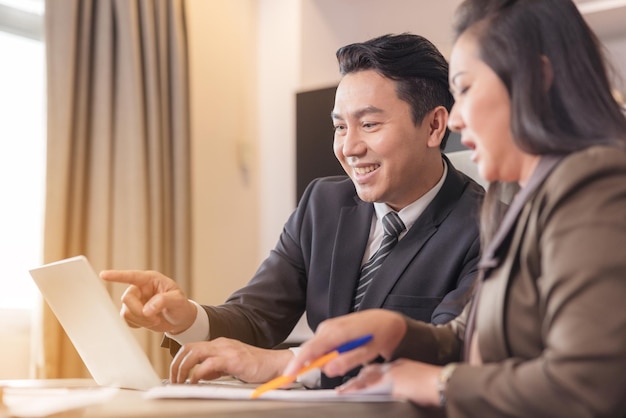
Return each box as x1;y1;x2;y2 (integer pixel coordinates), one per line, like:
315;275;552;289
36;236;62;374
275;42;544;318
100;269;154;286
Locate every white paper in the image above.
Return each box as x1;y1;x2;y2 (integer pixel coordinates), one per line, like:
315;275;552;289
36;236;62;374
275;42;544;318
3;387;118;417
145;383;396;402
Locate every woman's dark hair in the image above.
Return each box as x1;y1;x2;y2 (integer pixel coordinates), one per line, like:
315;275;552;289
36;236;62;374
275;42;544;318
452;0;626;242
336;33;455;149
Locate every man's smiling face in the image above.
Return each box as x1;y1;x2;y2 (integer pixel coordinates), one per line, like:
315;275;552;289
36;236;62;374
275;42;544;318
332;70;440;211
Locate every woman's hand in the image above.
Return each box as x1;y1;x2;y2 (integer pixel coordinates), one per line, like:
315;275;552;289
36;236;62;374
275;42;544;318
284;309;407;378
339;359;442;407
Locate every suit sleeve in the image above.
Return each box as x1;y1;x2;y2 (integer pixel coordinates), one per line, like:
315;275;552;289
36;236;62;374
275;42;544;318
430;234;480;325
391;305;467;365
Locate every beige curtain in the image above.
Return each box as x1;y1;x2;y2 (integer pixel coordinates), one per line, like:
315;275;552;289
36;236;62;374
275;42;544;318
34;0;191;379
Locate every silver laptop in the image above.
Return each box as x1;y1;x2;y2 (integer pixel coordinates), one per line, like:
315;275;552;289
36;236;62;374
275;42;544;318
29;255;163;390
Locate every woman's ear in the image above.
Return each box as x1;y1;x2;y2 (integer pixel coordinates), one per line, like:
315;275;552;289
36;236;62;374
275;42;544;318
541;55;554;92
426;106;449;148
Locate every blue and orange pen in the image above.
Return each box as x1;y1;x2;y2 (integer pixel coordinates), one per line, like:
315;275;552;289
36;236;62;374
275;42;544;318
250;334;374;399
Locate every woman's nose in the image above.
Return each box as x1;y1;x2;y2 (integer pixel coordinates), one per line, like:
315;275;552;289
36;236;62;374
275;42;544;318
448;104;463;132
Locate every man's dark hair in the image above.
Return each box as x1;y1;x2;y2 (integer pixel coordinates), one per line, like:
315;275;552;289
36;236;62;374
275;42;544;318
336;33;454;149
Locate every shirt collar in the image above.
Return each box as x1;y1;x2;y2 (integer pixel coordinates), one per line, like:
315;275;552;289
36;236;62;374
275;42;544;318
373;158;448;231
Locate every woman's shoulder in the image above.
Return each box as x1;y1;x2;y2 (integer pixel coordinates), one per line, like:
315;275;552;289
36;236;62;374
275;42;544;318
533;145;626;220
547;145;626;191
565;144;626;166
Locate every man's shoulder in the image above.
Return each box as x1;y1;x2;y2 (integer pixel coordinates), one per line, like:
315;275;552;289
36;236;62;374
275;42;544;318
294;175;364;225
421;164;485;231
441;163;486;205
308;175;353;187
302;175;355;199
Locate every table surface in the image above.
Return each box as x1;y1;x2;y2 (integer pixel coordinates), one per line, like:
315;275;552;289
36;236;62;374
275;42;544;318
0;379;446;418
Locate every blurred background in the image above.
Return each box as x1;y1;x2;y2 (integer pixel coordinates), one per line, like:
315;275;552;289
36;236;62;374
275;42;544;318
1;0;624;379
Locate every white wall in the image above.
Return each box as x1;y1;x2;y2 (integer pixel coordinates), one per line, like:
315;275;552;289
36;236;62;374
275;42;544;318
298;0;461;90
0;309;33;378
605;37;626;93
187;0;261;304
256;0;302;260
581;2;626;93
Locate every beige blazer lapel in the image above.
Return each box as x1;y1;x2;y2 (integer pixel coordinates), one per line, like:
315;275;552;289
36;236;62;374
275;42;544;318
464;155;564;361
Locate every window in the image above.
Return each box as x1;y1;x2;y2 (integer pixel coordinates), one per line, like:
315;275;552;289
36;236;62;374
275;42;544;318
0;0;45;309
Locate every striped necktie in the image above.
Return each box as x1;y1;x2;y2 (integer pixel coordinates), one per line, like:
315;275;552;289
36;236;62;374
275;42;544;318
352;211;406;311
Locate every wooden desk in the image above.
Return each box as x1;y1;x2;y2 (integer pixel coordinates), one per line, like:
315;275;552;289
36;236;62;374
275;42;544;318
0;379;446;418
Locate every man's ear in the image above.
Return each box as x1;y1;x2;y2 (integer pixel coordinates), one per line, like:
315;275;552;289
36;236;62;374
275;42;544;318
541;55;554;92
426;106;449;148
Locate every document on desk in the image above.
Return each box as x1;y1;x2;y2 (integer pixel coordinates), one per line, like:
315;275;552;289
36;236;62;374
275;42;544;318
145;382;396;402
3;387;118;417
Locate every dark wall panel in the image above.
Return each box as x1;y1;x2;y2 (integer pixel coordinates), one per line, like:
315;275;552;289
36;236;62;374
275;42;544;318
296;86;343;202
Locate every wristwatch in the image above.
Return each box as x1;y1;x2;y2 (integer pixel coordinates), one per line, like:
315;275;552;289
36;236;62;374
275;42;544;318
438;363;458;407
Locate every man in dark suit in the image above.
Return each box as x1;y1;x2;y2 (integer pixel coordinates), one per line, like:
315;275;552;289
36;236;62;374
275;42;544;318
101;33;484;388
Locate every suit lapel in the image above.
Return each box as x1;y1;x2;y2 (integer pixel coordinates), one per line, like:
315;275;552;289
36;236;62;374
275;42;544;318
469;154;565;359
477;202;533;360
479;155;565;273
328;200;373;318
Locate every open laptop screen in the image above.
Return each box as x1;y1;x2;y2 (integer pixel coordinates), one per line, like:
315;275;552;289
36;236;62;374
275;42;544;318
29;255;162;390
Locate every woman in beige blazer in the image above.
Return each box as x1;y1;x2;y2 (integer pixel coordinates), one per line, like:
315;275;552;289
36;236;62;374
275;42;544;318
285;0;626;416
